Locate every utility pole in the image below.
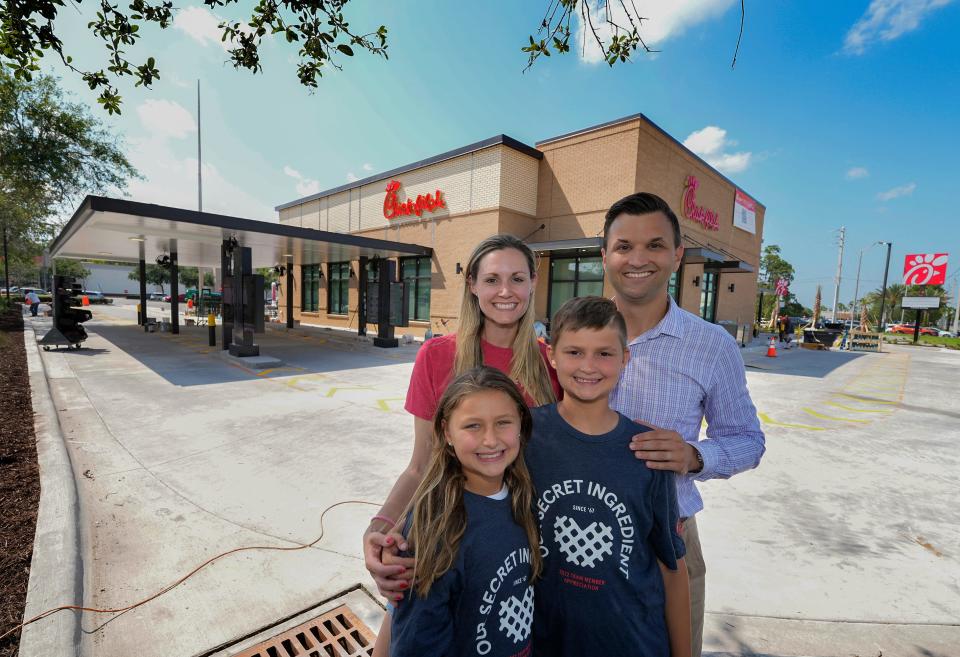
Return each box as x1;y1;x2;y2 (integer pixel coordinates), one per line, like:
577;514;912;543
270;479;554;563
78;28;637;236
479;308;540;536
951;274;960;335
831;226;845;322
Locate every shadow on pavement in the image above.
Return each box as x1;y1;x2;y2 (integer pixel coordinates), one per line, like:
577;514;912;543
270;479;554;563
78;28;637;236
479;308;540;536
78;321;418;387
742;347;866;379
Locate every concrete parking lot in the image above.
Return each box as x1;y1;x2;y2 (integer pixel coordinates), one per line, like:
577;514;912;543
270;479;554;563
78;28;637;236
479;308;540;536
19;302;960;657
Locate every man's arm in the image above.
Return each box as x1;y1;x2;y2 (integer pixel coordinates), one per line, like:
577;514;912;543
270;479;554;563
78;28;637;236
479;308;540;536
630;334;764;479
660;557;691;657
693;334;765;480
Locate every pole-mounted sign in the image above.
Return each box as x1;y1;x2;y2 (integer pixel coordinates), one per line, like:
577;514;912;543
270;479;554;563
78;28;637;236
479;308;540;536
903;253;948;285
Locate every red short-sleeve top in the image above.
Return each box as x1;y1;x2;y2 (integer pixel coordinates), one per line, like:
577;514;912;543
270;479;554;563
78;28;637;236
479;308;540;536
404;333;562;421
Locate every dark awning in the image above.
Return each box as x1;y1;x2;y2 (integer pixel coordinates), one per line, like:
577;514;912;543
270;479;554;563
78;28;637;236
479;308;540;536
48;196;432;269
704;260;756;273
526;237;603;253
681;247;725;264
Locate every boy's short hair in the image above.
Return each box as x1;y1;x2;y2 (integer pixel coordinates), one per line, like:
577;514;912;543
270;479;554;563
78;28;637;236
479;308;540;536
603;192;682;249
550;296;627;348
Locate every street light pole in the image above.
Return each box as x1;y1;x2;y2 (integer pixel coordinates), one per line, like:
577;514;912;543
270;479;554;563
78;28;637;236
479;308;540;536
852;241;882;329
878;241;892;331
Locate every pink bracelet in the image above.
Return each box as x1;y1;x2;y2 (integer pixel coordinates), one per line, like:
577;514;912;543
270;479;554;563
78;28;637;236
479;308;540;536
371;514;396;529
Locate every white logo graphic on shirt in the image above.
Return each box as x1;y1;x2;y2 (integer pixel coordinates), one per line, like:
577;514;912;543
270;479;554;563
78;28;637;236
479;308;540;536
553;515;613;568
497;587;533;644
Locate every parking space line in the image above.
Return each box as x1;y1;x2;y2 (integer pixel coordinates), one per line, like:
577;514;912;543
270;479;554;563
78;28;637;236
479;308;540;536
757;412;827;431
824;401;892;414
802;408;871;423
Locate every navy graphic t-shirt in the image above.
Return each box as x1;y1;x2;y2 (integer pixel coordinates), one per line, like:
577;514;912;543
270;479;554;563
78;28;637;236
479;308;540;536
391;490;535;657
525;404;686;657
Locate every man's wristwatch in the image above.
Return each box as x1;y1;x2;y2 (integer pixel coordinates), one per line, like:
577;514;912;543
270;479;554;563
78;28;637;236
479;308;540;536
690;445;704;474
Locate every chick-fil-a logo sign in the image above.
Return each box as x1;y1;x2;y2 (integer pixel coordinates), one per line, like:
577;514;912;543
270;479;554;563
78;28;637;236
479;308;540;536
681;176;720;231
383;180;446;220
903;253;948;285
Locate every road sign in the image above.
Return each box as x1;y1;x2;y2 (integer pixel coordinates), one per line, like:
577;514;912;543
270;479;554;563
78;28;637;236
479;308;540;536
903;253;948;285
902;296;941;309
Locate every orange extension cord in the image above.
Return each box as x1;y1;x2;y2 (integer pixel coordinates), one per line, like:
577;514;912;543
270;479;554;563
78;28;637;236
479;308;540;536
1;499;382;643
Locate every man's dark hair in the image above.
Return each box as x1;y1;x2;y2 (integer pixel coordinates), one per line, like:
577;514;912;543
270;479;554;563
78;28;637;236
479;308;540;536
550;296;627;349
603;192;682;249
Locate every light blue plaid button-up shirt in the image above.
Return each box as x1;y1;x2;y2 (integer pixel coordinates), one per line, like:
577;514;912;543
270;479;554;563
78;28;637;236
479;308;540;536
609;296;766;518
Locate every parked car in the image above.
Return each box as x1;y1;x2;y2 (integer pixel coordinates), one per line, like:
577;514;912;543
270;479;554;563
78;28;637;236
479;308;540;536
82;290;113;304
936;329;956;337
888;324;914;334
162;293;186;302
919;326;939;336
147;292;165;301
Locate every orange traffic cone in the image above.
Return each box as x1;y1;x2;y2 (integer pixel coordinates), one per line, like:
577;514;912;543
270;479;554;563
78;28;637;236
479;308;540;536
765;336;777;358
187;298;194;310
81;295;90;306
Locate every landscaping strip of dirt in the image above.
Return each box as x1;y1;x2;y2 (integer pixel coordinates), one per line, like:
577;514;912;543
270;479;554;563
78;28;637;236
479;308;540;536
0;308;40;657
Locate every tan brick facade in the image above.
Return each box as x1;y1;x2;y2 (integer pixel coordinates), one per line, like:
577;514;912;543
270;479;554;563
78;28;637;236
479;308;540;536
277;116;764;340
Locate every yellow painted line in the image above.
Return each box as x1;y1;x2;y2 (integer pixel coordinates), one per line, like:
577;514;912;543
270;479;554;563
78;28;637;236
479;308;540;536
255;366;305;377
758;413;827;431
802;408;870;424
825;401;891;414
376;397;407;412
325;385;375;398
834;393;899;405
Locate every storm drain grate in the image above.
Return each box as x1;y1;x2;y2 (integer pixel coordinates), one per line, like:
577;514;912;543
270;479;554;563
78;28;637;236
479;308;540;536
231;605;375;657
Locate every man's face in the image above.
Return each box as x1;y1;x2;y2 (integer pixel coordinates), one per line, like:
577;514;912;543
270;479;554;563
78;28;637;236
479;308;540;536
601;211;683;305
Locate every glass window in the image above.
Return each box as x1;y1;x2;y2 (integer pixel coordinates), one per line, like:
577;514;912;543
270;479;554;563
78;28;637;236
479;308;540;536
327;262;350;315
548;254;604;318
699;271;718;323
668;271;680;303
401;256;431;321
302;265;320;312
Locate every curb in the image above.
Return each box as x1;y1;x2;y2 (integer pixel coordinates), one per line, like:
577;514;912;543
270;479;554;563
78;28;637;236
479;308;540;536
18;322;83;657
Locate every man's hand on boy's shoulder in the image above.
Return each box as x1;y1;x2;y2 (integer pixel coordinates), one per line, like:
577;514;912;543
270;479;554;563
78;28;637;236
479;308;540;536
630;424;702;475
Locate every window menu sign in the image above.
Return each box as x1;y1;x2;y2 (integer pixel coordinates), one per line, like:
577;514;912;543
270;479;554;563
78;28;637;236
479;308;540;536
733;190;757;234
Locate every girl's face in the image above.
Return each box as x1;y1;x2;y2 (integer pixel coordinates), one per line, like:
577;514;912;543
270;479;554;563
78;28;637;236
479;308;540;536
443;389;522;496
468;248;535;330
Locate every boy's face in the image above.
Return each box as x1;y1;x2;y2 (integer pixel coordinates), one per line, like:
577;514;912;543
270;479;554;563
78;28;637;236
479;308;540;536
601;211;683;305
548;325;629;405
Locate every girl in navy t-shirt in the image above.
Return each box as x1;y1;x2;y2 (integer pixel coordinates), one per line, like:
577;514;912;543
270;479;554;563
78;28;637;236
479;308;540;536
389;367;543;657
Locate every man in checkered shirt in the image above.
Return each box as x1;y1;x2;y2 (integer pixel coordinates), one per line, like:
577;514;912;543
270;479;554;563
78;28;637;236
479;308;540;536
605;192;766;657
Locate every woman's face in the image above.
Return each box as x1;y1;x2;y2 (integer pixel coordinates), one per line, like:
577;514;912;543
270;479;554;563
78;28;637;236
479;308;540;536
468;248;535;330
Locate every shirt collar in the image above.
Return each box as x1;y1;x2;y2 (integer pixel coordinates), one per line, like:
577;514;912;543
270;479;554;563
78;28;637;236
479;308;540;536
628;295;685;345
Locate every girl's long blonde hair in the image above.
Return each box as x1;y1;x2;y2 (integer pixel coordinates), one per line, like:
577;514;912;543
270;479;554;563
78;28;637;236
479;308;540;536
404;366;543;598
454;234;556;406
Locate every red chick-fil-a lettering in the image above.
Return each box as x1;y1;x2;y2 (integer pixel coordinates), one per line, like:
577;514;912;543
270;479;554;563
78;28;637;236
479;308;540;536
383;180;446;220
681;176;720;231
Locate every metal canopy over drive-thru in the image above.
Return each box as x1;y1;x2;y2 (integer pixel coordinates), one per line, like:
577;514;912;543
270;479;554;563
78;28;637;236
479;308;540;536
48;196;432;350
50;196;431;268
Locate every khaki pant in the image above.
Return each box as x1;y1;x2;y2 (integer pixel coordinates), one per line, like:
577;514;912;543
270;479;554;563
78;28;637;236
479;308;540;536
682;515;706;657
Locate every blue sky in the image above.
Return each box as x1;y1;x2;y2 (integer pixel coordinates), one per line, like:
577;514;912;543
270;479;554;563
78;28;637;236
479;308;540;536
46;0;959;309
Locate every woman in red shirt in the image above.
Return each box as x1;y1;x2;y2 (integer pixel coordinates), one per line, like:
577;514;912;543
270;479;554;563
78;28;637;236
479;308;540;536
363;235;560;646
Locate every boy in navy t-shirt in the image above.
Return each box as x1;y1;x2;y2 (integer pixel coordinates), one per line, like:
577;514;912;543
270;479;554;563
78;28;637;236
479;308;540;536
526;297;690;657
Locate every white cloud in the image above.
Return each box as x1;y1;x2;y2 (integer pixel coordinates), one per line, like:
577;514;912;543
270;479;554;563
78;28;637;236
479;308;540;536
682;126;752;174
574;0;736;64
843;0;953;55
126;99;276;221
283;166;321;196
136;99;197;139
846;166;870;179
362;163;374;172
173;6;254;51
346;172;360;182
877;182;917;201
174;7;227;50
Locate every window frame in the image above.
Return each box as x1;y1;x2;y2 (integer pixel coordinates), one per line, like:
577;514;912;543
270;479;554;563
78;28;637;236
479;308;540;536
327;261;350;315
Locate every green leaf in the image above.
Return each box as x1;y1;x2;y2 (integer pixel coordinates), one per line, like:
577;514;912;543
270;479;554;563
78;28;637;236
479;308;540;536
336;43;353;56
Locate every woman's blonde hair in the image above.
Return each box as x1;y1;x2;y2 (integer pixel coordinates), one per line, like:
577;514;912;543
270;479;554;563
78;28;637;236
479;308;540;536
404;366;543;597
453;234;555;406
